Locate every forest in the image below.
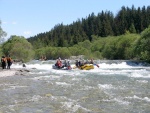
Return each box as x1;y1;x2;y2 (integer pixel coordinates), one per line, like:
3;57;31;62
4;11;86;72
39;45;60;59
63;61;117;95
0;5;150;63
28;5;150;48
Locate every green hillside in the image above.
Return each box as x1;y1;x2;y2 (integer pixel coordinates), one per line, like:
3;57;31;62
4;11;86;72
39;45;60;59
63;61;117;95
27;5;150;49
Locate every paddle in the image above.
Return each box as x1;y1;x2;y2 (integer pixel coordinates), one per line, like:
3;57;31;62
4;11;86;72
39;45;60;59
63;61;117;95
94;64;99;68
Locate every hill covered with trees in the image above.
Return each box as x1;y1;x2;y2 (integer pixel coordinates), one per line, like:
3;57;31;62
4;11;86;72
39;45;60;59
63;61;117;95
28;5;150;49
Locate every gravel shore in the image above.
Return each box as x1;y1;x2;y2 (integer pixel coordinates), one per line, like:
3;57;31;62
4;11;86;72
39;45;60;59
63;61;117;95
0;67;30;77
0;68;18;77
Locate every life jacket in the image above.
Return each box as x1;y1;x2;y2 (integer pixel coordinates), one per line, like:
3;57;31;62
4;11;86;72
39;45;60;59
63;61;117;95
56;60;62;67
58;60;62;67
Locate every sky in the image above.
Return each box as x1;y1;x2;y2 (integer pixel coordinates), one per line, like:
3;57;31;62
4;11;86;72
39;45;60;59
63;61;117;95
0;0;149;40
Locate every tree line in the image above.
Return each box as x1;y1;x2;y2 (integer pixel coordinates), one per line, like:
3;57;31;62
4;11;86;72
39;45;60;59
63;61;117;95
27;5;150;49
2;27;150;63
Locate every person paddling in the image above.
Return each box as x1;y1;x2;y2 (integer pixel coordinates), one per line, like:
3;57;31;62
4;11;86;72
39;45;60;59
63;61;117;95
55;57;62;68
67;60;71;70
90;58;99;68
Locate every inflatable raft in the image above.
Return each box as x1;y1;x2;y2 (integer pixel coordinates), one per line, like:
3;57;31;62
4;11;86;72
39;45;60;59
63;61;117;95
52;65;71;70
74;64;94;70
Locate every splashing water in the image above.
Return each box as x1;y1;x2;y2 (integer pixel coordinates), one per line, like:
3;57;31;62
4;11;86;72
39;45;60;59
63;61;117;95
0;60;150;113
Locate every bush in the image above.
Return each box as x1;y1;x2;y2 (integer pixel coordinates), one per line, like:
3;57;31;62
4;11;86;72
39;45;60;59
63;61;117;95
134;26;150;62
2;35;35;62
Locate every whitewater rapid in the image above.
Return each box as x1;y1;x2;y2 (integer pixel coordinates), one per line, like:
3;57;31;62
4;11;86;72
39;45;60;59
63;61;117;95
0;60;150;113
11;60;150;78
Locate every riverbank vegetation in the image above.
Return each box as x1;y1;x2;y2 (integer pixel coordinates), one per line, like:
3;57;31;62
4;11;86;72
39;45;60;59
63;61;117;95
1;31;150;62
33;33;144;61
0;5;150;62
1;36;35;62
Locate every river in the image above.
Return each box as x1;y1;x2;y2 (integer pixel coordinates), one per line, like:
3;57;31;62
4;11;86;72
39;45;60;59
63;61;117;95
0;60;150;113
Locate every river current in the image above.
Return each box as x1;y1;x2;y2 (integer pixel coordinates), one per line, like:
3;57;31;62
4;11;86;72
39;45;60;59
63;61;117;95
0;60;150;113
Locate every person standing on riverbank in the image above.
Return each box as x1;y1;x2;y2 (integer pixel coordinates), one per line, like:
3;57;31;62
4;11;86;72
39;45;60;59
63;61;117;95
6;55;13;69
1;56;7;69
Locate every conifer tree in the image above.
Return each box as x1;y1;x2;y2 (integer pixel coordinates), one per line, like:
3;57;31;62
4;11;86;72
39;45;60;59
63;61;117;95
129;23;136;33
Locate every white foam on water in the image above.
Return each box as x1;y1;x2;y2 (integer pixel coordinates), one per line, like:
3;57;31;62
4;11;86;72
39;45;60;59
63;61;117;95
61;101;91;112
136;80;148;83
10;85;28;89
72;71;84;76
3;85;28;91
50;69;71;74
0;83;13;86
81;85;95;90
29;71;50;75
55;82;72;87
12;60;148;70
11;61;150;78
12;63;52;70
98;84;114;90
129;72;150;78
30;95;43;102
113;98;130;105
8;105;16;112
71;78;81;81
50;75;62;79
100;62;132;69
126;95;150;102
101;97;130;105
31;75;51;80
143;97;150;102
11;63;23;68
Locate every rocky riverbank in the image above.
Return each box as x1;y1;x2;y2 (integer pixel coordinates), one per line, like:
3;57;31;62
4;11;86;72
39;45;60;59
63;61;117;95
0;68;30;77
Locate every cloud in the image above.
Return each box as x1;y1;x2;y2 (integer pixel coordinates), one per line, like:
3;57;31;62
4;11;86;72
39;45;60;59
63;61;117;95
2;21;7;24
23;31;31;35
1;21;17;25
12;21;17;25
